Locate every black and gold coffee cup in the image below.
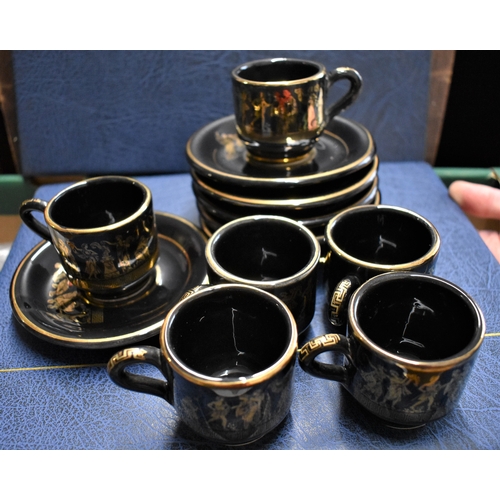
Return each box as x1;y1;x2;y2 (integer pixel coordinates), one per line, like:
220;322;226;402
299;272;485;428
107;283;298;445
19;175;158;302
324;205;441;326
205;215;321;333
232;58;362;164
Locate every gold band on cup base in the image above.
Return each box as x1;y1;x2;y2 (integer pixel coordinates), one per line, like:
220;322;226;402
245;149;317;170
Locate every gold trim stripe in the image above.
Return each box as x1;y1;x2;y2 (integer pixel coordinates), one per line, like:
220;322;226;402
0;363;106;373
193;158;378;208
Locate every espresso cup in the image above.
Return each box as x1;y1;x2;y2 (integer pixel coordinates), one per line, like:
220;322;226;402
205;215;321;333
232;58;362;164
107;283;298;445
299;272;485;428
324;205;441;326
19;176;158;302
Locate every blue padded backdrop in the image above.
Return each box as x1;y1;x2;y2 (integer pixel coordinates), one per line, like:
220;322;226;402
10;50;432;176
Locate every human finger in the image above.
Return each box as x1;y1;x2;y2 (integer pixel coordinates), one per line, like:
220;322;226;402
479;229;500;264
449;180;500;220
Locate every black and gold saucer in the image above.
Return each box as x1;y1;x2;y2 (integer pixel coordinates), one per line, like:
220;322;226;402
191;156;378;211
186;115;375;189
198;185;381;240
10;213;207;349
196;177;380;236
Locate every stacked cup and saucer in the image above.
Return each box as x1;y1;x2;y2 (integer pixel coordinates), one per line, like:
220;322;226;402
10;176;207;349
186;58;380;243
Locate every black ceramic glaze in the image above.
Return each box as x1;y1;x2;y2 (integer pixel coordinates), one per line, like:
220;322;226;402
299;272;485;428
231;58;362;161
205;216;321;333
49;180;143;229
107;284;298;445
10;213;207;349
191;157;378;210
19;176;159;297
195;178;380;242
324;205;441;326
355;277;475;361
210;218;312;281
186;114;375;188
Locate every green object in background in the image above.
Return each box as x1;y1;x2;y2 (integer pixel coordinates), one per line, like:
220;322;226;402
434;167;500;188
0;174;37;214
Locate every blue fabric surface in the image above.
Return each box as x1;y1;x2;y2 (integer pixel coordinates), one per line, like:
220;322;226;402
1;163;499;449
11;50;432;176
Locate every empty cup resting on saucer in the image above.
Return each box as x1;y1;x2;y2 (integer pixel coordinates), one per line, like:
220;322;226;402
205;215;321;333
19;175;158;303
231;58;362;164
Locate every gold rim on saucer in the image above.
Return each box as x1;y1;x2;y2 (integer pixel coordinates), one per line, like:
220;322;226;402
191;156;378;209
186;115;376;188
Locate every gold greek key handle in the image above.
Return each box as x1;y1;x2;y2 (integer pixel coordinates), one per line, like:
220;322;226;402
180;282;211;301
298;333;350;382
107;346;172;403
328;275;360;326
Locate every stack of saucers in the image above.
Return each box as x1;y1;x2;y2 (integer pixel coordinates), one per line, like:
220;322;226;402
186;114;380;242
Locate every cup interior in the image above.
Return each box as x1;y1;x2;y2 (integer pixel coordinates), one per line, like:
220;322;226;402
235;59;319;83
330;207;436;265
167;286;293;379
49;178;146;229
353;274;481;361
210;218;316;282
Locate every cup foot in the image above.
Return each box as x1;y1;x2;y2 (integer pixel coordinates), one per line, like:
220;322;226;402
82;270;157;308
246;148;317;170
384;421;427;431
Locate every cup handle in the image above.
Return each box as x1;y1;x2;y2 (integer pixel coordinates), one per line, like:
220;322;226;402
180;281;211;301
107;346;173;404
19;199;52;241
328;275;360;326
325;67;363;122
299;333;350;382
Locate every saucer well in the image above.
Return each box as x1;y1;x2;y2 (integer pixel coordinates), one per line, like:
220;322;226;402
10;212;207;349
186;115;375;189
